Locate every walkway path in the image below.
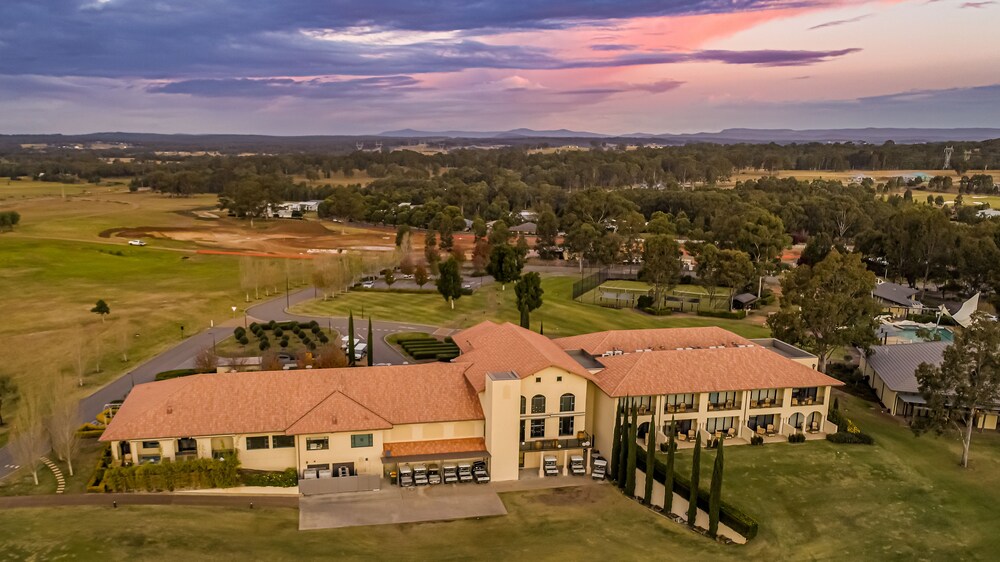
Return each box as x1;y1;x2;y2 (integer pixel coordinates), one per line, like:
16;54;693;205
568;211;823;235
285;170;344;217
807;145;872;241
0;493;298;509
40;457;65;494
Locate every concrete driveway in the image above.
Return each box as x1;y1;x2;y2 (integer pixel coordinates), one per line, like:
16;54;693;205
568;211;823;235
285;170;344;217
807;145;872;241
299;483;507;530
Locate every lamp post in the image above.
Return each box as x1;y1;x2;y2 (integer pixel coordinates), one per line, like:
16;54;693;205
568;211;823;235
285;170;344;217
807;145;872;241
180;324;185;339
231;305;237;319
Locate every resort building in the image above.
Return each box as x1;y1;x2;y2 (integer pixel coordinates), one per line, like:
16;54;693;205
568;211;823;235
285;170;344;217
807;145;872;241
873;281;923;317
102;322;842;488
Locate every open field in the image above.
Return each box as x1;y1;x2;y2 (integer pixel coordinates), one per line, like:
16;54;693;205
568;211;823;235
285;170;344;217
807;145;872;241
290;169;374;187
578;280;738;312
3;391;1000;558
0;179;126;201
293;276;770;339
723;168;1000;188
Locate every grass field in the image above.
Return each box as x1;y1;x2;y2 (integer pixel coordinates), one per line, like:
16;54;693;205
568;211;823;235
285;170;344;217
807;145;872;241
724;168;1000;188
3;391;1000;558
293;276;770;339
0;179;125;201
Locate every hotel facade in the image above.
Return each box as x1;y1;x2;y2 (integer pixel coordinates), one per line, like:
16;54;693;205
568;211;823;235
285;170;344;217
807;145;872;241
102;322;842;486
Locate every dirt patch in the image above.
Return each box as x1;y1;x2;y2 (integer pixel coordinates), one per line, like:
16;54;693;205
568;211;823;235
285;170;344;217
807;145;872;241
529;485;603;507
99;226;211;239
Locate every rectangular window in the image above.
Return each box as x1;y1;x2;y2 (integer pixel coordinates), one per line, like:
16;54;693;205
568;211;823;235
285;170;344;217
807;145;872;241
559;416;574;436
306;437;329;451
530;419;545;438
246;436;270;450
272;435;295;448
535;377;541;383
351;434;373;448
141;441;159;449
556;376;562;382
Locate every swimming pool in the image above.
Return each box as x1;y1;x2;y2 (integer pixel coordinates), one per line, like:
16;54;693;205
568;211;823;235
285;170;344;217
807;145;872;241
879;325;953;344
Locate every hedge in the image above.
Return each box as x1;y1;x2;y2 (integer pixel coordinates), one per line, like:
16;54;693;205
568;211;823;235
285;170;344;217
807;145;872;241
696;310;747;320
154;368;203;381
640;307;673;316
240;468;298;487
353;286;437;294
826;432;875;444
636;446;759;540
103;456;241;492
86;444;114;493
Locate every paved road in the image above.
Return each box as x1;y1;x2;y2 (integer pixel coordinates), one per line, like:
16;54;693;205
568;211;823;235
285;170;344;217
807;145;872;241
245;288;444;366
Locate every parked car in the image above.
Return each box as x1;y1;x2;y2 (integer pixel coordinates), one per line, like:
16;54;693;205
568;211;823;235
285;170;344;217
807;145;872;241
442;463;458;484
569;455;586;476
591;456;607;480
472;460;490;483
353;342;368;361
413;464;429;486
361;280;375;288
340;335;363;350
457;462;473;483
543;455;559;476
462;283;472;290
128;239;146;246
400;274;414;280
427;464;442;485
398;464;414;487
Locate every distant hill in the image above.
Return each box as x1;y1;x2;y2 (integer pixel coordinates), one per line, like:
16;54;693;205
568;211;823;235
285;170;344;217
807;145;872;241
379;128;607;139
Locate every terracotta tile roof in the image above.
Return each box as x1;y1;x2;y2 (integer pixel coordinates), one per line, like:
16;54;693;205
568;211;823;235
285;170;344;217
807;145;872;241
452;321;595;391
554;327;751;356
101;364;482;442
382;437;487;459
592;345;843;397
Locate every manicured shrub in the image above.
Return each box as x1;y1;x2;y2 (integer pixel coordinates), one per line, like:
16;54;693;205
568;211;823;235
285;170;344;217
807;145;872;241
273;327;283;337
240;467;298;487
105;456;241;492
155;368;202;381
750;435;764;446
280;339;289;348
826;431;875;445
308;320;319;329
697;309;747;320
318;335;329;344
788;433;806;443
259;340;269;351
636;295;654;309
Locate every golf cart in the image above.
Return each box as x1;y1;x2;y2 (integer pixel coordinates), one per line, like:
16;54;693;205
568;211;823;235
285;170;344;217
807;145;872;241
398;464;414;487
569;455;586;476
442;463;458;484
591;456;607;480
457;462;474;483
413;464;429;486
427;464;442;485
472;460;490;483
353;342;368;362
543;455;559;476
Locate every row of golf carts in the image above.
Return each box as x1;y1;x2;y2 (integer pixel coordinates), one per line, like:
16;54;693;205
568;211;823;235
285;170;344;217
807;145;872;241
398;460;490;487
543;454;607;479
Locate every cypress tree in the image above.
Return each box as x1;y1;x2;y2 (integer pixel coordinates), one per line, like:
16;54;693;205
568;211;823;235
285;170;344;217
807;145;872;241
366;317;374;366
664;418;676;514
347;311;355;367
539;321;544;335
609;401;623;480
643;408;657;506
617;400;631;490
625;405;638;497
708;437;725;538
687;434;701;527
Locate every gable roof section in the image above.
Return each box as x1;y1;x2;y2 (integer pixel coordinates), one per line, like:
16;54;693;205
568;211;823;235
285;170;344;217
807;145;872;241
592;345;842;397
554;327;751;356
285;391;392;435
874;282;920;307
452;321;594;391
101;363;483;442
866;341;948;393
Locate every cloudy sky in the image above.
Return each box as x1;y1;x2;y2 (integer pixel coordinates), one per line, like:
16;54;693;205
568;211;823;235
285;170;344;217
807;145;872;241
1;0;997;135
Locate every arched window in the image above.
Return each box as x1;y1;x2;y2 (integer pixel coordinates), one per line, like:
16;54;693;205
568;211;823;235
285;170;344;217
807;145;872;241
560;393;575;412
520;396;526;415
531;394;546;414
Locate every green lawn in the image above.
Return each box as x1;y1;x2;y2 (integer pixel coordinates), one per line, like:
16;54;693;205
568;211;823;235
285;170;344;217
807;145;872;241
292;276;770;339
0;439;106;497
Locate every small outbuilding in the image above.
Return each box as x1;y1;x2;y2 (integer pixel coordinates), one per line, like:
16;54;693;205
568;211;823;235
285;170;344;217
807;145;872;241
731;293;758;310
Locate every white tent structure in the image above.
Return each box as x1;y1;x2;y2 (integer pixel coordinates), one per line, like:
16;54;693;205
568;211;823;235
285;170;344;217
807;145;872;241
939;292;980;328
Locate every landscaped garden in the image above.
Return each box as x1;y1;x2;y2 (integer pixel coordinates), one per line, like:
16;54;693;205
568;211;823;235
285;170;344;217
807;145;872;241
216;321;337;355
388;332;460;361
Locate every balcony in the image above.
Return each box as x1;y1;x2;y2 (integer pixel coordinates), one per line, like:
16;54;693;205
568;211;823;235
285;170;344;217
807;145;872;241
520;432;592;452
706;400;739;412
664;402;698;414
790;396;823;407
749;399;783;409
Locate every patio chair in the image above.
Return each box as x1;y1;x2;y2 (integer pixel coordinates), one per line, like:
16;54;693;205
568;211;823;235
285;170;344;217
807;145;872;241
806;398;815;405
677;433;687;441
791;398;799;406
727;427;736;438
763;398;771;407
756;426;765;437
678;404;687;413
687;430;696;441
725;400;734;410
766;424;776;437
714;430;722;440
810;421;819;433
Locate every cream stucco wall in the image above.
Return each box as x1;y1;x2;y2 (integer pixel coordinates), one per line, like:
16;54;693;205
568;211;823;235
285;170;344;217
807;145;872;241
484;373;522;481
297;431;384;476
519;367;590;445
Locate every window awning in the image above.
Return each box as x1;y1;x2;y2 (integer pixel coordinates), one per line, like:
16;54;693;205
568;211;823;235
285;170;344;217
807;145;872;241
899;394;927;405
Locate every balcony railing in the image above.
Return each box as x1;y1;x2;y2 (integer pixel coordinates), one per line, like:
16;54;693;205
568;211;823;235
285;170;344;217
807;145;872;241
520;432;592;452
749;399;783;409
664;403;697;414
790;397;823;407
706;401;738;412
